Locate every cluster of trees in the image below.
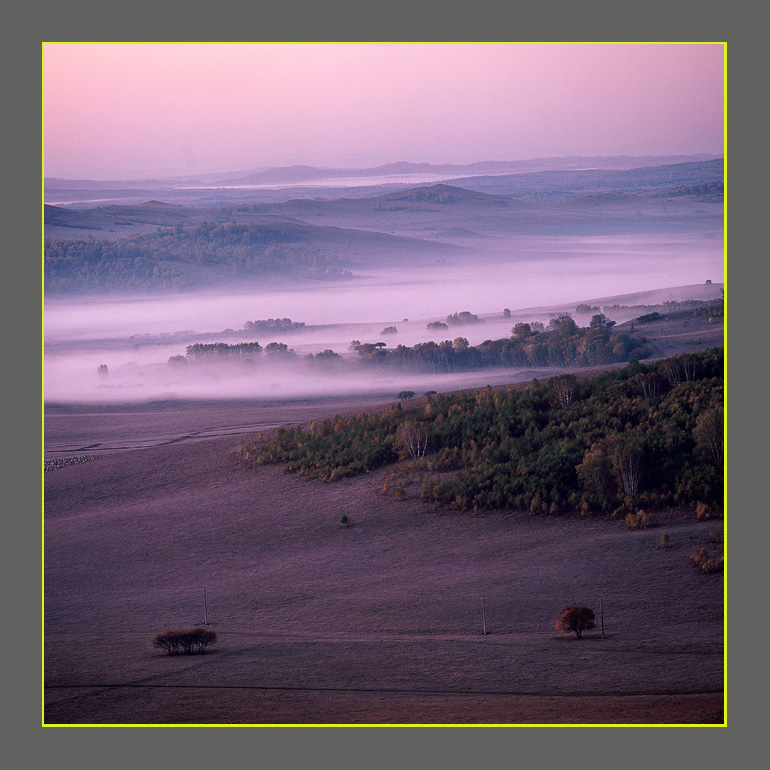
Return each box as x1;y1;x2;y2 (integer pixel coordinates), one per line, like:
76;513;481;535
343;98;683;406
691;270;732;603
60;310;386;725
602;299;720;315
445;311;484;326
169;340;296;365
238;348;723;516
183;341;266;360
173;312;647;375
152;628;217;655
243;318;305;333
634;302;723;325
169;340;351;368
310;349;343;363
691;547;724;574
45;222;351;294
663;181;724;198
425;312;483;332
352;313;645;372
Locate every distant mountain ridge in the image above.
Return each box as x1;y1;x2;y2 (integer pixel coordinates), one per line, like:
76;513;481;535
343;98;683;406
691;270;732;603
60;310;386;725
45;154;721;189
443;158;724;200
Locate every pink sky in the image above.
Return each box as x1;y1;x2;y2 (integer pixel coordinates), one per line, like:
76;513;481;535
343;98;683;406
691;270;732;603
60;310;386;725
43;43;724;180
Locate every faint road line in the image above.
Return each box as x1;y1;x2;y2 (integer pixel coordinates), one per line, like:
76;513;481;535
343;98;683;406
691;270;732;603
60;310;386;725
45;682;723;698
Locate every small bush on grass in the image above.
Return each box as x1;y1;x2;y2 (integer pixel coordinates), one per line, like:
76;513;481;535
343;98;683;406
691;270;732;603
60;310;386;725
661;533;671;548
625;509;658;529
152;628;217;655
690;547;724;574
695;502;713;520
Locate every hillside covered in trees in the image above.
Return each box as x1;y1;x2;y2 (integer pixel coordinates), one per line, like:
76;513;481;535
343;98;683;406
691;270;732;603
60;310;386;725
44;222;352;294
236;348;723;516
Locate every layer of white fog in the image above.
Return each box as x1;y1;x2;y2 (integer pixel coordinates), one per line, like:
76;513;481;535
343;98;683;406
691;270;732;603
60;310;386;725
44;232;723;403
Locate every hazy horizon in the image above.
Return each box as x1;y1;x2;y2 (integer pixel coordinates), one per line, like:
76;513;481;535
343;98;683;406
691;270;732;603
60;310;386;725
43;43;724;181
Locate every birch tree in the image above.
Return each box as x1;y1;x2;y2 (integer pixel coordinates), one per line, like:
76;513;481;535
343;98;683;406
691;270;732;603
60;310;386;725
550;373;578;408
607;436;644;497
395;420;430;460
694;406;724;466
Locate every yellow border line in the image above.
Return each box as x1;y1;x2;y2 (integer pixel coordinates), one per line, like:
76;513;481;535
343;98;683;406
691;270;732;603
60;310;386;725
721;41;727;727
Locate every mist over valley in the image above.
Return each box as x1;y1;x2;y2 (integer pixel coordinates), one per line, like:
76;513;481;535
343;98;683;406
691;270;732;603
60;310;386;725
44;156;723;405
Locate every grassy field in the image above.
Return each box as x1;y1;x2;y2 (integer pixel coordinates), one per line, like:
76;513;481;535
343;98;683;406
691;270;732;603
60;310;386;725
44;427;723;724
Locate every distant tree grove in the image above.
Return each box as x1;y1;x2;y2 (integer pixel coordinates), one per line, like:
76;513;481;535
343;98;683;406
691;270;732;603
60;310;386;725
44;222;351;294
168;311;649;373
235;348;724;516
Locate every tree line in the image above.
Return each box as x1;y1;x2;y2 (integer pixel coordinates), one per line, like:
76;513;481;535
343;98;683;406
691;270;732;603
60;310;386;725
168;312;647;373
168;312;644;373
243;318;306;334
236;347;723;516
352;313;647;372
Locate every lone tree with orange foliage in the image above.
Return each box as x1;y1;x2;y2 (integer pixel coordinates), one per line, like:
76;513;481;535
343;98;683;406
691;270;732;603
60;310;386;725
555;607;596;639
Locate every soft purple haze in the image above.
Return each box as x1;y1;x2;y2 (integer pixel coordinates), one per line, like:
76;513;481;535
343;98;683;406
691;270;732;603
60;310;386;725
43;43;724;180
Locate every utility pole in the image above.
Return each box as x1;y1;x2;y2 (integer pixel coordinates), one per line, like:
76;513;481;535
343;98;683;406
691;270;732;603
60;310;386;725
600;595;605;639
482;596;487;635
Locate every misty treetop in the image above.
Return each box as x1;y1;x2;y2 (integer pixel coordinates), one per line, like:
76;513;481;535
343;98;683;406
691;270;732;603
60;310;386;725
445;311;484;326
184;341;267;360
244;318;306;334
236;348;723;515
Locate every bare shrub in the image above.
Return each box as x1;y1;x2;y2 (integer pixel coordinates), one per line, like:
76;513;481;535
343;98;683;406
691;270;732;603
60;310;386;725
625;509;658;529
